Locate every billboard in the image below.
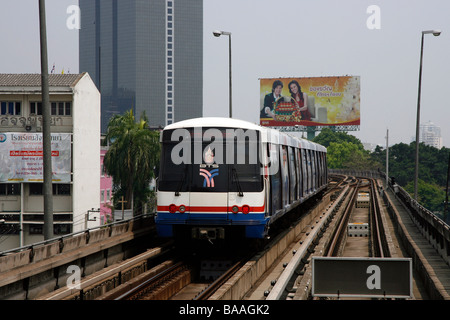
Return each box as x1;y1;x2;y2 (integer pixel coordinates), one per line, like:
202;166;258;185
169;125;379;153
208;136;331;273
0;132;71;183
260;76;360;127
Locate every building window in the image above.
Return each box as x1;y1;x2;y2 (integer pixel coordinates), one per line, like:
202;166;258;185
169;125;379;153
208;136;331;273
1;102;21;115
0;184;21;195
29;224;71;235
65;102;71;115
101;190;105;203
29;183;71;195
50;102;72;116
53;184;71;195
30;102;43;115
33;101;71;116
29;184;43;195
166;0;174;126
29;226;43;235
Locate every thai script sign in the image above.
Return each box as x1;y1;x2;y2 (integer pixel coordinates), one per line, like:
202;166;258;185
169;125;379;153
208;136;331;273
0;132;71;183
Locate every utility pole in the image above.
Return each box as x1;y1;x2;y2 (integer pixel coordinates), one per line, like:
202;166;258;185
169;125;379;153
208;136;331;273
39;0;54;240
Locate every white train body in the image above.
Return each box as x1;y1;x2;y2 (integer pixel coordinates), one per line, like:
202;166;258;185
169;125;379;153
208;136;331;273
155;117;327;239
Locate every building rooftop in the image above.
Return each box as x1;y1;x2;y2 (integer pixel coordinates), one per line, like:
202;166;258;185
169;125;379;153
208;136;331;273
0;73;85;88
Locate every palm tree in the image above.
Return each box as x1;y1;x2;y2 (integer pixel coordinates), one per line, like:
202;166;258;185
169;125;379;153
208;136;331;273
103;110;160;215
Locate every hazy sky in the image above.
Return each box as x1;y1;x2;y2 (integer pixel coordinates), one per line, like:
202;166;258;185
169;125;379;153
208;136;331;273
1;0;449;147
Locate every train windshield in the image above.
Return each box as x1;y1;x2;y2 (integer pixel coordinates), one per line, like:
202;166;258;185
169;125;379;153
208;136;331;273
158;127;262;193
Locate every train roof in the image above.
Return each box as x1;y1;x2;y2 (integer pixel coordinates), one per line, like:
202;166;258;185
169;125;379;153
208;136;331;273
162;117;326;153
163;117;261;131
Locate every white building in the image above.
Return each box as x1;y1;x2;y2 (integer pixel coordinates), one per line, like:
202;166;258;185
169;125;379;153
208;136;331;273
0;73;101;250
420;121;443;149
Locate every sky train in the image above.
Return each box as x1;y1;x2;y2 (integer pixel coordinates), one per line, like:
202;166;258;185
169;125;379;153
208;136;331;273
155;117;327;240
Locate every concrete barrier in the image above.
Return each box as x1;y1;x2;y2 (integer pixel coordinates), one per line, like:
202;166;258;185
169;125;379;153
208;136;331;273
0;215;154;300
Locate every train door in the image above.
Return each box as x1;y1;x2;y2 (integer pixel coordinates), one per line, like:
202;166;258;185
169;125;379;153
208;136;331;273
307;150;312;194
317;152;322;187
295;148;301;200
288;147;296;204
311;150;317;191
269;143;281;214
301;149;307;198
319;152;325;187
280;145;289;208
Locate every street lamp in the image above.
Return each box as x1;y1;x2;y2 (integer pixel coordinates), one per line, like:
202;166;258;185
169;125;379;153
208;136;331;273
414;29;441;200
213;30;232;118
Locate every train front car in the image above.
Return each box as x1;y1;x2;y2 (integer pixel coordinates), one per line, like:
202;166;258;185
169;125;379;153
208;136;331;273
155;118;267;241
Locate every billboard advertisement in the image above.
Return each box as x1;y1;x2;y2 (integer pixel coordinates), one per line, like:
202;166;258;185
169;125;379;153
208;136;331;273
260;76;360;127
0;132;71;183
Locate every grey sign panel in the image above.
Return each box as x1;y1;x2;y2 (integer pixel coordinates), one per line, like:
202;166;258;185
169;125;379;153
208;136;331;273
312;257;412;298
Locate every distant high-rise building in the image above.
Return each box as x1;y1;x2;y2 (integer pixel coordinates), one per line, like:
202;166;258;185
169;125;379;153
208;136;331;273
420;121;442;149
79;0;203;132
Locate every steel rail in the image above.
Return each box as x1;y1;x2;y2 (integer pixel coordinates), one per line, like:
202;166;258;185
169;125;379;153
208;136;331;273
266;185;349;300
326;180;360;257
194;260;244;300
114;261;188;300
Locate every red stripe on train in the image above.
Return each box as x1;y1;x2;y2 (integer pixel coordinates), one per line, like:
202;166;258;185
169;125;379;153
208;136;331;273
157;204;265;213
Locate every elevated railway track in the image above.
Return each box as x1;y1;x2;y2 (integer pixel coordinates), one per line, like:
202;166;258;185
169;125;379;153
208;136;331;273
1;172;450;301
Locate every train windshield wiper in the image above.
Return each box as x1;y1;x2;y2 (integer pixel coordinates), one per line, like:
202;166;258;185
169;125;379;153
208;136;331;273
175;165;188;196
232;167;244;197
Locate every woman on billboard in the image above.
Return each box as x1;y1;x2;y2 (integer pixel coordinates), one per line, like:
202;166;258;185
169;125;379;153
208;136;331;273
288;80;311;121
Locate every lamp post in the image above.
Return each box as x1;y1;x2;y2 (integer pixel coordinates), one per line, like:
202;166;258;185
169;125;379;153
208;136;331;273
213;30;232;118
414;29;441;200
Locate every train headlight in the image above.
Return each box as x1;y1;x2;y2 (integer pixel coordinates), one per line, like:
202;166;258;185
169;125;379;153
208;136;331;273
179;205;186;213
231;205;239;214
169;204;177;213
242;205;250;214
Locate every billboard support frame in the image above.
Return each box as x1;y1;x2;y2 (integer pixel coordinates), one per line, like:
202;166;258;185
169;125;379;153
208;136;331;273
269;124;360;141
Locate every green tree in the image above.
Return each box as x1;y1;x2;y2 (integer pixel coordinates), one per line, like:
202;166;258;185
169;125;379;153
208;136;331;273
314;128;380;170
313;127;364;149
404;179;445;213
103;110;160;215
